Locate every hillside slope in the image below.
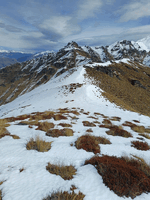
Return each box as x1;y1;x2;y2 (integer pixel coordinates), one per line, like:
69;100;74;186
0;40;150;200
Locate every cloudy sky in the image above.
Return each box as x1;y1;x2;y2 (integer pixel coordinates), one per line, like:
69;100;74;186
0;0;150;52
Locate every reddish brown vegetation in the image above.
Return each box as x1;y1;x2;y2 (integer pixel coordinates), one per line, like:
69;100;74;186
58;123;72;127
85;155;150;198
75;134;100;154
43;191;85;200
105;125;132;138
110;116;121;121
53;114;68;121
102;119;112;125
131;141;150;150
46;128;74;137
82;121;96;127
75;135;111;154
86;128;93;133
35;122;54;132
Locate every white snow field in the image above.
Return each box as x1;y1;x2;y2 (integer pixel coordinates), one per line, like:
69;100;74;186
0;64;150;200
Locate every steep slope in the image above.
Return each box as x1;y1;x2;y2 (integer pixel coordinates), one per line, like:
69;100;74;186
0;57;17;68
0;61;150;200
137;36;150;52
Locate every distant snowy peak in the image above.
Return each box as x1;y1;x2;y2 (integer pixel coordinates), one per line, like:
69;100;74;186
33;50;55;58
137;36;150;52
63;41;82;51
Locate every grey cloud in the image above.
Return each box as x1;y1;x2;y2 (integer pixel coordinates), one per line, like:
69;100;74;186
5;25;23;32
0;23;5;28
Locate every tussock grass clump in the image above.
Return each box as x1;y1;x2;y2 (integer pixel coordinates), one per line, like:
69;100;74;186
53;114;68;121
110;116;121;121
46;128;74;137
122;121;135;127
0;119;10;138
0;190;1;199
125;155;150;178
36;122;54;132
131;125;145;133
46;163;76;180
75;134;100;154
86;128;93;133
139;133;150;139
82;121;96;127
85;155;150;199
6;114;30;122
26;136;52;152
102;119;112;125
11;135;20;139
87;116;98;120
131;141;150;150
106;125;132;138
18;120;54;132
58;123;72;127
145;128;150;133
123;121;150;134
75;134;111;154
43;191;85;200
29;111;54;121
0;119;19;139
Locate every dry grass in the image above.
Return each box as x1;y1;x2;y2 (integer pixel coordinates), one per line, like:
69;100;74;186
145;128;150;133
102;119;112;125
53;114;68;121
35;122;54;132
0;119;20;139
75;134;100;154
131;125;145;133
46;128;74;137
122;121;148;134
75;134;111;154
0;191;1;199
43;191;85;200
106;125;132;138
125;155;150;178
131;141;150;151
85;155;150;199
82;121;96;127
18;120;55;132
26;136;52;152
58;123;72;127
11;135;20;139
86;128;93;133
0;119;10;138
46;163;76;180
110;116;121;121
86;62;150;117
0;182;3;200
139;133;150;139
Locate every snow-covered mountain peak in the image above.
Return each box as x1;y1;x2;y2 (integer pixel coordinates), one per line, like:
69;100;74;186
137;35;150;52
63;41;82;51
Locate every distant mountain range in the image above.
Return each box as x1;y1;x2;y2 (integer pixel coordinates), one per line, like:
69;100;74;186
0;50;54;68
0;36;150;69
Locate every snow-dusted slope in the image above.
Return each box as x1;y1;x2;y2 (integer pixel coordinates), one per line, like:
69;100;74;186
137;36;150;52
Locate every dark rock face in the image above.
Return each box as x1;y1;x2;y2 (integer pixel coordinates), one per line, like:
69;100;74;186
96;66;114;77
130;79;146;89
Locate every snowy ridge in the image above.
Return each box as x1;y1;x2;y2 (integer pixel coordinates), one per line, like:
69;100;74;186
137;36;150;52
